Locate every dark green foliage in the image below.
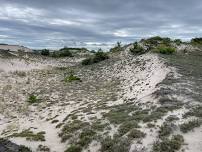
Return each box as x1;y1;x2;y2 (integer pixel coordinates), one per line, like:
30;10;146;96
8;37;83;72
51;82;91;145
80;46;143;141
174;39;182;45
65;145;82;152
77;128;96;147
191;38;202;45
59;120;90;142
81;58;92;65
157;45;176;54
127;129;146;139
118;121;140;136
64;74;81;82
183;106;202;118
10;130;45;141
18;145;32;152
143;36;171;46
130;42;145;54
57;47;73;57
110;42;123;52
180;119;202;133
41;49;50;56
153;135;184;152
158;123;172;138
37;145;50;152
103;103;138;124
101;136;130;152
82;50;109;65
27;94;38;104
166;115;179;122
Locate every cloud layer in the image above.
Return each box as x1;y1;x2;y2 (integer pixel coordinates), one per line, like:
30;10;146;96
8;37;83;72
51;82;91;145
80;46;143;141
0;0;202;49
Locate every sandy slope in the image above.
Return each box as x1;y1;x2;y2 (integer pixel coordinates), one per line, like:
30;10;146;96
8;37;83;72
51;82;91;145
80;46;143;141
0;48;201;152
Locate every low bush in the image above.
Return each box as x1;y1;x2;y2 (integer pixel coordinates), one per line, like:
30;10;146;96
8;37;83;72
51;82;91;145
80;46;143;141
65;145;82;152
158;123;172;138
10;130;46;141
127;129;146;139
41;49;50;56
64;74;81;82
174;39;182;45
157;45;176;54
130;42;145;54
27;94;39;104
183;106;202;118
57;48;73;57
191;38;202;45
118;121;139;136
152;135;184;152
101;136;130;152
82;50;109;65
180;119;201;133
110;42;123;52
143;36;171;46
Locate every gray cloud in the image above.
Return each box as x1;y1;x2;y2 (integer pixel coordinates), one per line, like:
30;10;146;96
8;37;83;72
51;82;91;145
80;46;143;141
0;0;202;49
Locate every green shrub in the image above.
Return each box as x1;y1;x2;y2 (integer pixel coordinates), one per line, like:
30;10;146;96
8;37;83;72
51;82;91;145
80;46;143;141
158;123;172;138
157;45;176;54
110;42;123;52
153;135;184;152
27;94;38;104
127;129;146;139
130;42;145;54
10;130;45;141
174;39;182;45
183;106;202;118
191;38;202;45
65;145;82;152
144;36;171;46
81;58;92;65
18;145;32;152
41;49;50;56
64;74;81;82
101;136;130;152
180;119;201;133
58;48;73;57
82;50;109;65
59;120;90;142
118;121;139;136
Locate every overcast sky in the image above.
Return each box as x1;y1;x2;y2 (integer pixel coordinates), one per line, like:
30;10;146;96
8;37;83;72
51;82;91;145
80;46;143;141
0;0;202;49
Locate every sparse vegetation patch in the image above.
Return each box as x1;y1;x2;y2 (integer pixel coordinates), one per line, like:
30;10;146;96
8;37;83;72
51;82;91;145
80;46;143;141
180;119;202;133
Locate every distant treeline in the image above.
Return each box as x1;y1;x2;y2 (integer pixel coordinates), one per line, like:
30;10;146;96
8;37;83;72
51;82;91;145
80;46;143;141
35;47;90;57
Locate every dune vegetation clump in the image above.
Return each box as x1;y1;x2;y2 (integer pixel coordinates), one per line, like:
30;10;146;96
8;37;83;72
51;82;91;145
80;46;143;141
64;74;81;82
180;119;202;133
110;42;123;52
82;50;109;65
153;135;184;152
40;49;50;56
130;42;145;54
156;44;176;54
27;94;39;104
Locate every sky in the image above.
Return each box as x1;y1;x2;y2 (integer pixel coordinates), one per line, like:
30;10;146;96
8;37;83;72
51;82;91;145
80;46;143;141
0;0;202;49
